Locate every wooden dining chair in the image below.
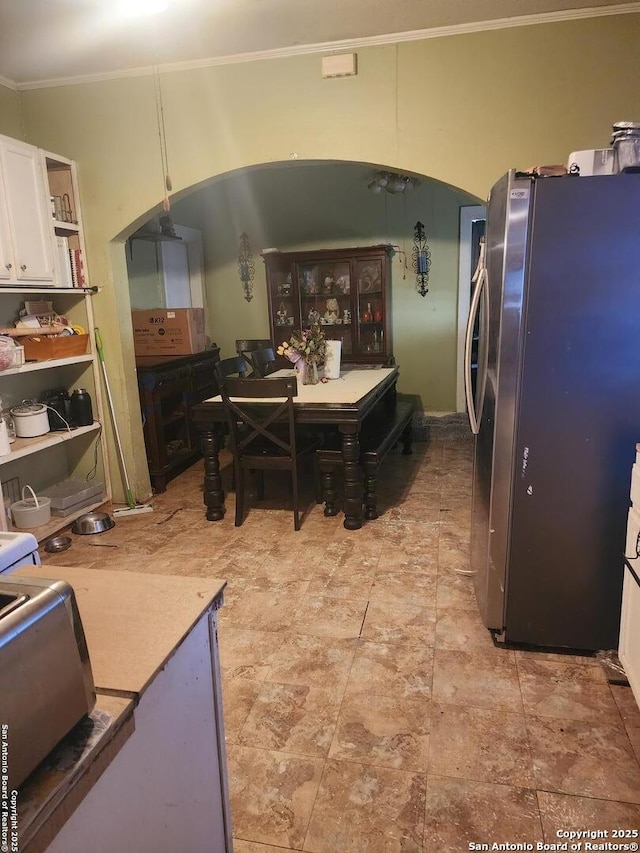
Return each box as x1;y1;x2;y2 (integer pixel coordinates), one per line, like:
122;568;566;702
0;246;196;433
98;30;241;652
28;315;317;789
235;339;273;376
214;355;248;385
251;346;277;378
219;375;319;530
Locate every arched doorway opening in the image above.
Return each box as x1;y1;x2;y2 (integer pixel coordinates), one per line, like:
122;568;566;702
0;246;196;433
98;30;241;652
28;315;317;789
115;159;481;495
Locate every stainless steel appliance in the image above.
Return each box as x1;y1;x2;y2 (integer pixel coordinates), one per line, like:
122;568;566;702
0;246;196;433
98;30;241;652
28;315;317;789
0;576;95;789
465;170;640;650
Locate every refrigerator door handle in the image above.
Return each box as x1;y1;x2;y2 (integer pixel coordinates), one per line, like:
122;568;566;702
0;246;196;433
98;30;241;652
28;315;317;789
475;266;490;427
464;263;486;435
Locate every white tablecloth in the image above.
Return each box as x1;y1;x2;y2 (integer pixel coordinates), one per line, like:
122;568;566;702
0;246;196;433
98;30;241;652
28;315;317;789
204;367;395;405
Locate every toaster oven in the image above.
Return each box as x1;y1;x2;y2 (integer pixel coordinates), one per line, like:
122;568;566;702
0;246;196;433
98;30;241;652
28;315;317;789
0;576;95;790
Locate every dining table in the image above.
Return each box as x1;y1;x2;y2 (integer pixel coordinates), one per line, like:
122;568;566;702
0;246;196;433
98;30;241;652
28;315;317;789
191;365;400;530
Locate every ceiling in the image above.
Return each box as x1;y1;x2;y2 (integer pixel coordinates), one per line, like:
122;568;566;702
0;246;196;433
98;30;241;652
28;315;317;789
0;0;636;88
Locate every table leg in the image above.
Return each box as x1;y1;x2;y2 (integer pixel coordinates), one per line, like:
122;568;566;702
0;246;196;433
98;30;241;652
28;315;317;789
340;428;362;530
200;427;226;521
363;458;378;520
318;459;339;517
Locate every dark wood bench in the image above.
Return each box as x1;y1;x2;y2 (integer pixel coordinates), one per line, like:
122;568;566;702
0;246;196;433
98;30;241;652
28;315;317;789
316;400;414;520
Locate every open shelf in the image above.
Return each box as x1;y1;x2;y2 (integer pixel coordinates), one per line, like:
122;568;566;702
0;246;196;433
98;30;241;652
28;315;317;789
10;497;108;544
0;353;93;376
53;220;79;233
0;286;94;294
1;422;101;466
0;142;112;537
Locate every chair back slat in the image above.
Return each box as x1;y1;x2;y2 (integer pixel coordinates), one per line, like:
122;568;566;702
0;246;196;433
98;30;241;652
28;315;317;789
218;373;314;531
215;356;247;385
224;376;296;398
235;339;273;376
251;347;277;377
220;376;298;458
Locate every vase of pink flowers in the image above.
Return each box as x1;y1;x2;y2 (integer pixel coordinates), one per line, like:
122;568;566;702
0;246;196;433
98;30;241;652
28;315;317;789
277;325;326;385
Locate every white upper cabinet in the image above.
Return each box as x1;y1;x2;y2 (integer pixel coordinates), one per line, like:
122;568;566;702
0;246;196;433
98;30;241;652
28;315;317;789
0;135;54;284
0;177;13;282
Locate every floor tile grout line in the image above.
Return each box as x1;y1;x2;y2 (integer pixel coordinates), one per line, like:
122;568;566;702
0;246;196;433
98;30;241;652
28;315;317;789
68;439;640;848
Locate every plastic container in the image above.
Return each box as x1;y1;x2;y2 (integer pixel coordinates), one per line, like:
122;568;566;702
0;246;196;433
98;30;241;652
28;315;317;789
40;478;104;516
10;486;52;529
0;336;17;371
0;420;10;456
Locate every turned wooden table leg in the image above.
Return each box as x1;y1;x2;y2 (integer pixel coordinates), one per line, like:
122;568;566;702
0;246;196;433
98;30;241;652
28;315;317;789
363;458;379;520
340;428;362;530
200;427;226;521
319;460;339;517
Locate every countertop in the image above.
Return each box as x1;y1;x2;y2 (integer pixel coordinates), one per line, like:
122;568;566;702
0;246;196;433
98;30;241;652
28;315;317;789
13;565;226;694
10;566;227;851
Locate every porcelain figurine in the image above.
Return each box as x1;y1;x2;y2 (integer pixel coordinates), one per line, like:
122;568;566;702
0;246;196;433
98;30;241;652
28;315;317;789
324;297;339;324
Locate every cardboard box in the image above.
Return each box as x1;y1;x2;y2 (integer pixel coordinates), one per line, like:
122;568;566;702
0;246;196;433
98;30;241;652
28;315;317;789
131;309;206;356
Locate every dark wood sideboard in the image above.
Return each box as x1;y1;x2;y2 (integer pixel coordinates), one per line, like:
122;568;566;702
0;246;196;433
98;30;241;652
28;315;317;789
136;348;220;492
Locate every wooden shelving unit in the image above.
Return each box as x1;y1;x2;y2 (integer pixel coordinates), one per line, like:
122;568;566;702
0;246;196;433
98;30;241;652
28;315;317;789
0;135;111;543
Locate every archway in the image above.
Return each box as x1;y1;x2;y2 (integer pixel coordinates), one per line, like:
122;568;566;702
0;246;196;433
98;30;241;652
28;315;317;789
113;159;481;498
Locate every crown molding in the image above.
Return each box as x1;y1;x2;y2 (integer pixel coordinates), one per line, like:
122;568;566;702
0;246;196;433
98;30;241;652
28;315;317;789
0;75;18;91
14;2;640;91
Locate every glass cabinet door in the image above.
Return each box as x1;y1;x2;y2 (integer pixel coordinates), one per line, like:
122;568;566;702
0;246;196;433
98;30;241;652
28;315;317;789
265;246;392;367
267;256;297;337
354;257;384;357
298;259;353;358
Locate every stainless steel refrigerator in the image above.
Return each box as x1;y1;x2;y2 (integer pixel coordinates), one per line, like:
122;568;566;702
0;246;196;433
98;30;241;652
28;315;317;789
466;169;640;651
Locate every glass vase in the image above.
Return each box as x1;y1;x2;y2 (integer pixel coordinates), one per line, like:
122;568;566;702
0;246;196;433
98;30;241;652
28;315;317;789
300;361;319;385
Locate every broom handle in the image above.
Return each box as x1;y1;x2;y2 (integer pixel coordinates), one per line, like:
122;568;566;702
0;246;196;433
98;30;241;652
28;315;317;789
95;328;135;508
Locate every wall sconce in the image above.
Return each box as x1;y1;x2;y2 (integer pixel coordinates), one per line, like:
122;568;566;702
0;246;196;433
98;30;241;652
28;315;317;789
237;232;255;302
412;221;431;297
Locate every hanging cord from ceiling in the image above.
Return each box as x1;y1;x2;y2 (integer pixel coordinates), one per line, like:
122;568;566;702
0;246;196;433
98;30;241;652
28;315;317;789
151;19;172;212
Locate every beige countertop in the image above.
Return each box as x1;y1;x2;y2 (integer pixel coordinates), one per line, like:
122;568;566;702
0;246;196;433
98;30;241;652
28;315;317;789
13;565;227;694
11;566;227;852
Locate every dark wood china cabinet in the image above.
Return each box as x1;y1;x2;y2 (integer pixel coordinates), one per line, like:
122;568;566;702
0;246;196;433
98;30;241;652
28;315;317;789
263;245;394;366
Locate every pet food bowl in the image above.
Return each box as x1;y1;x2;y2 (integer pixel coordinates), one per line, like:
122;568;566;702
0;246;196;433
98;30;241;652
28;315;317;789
71;511;115;535
43;535;72;553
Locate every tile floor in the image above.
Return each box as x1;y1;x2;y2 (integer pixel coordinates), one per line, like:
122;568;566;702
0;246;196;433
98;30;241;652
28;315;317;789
42;439;640;851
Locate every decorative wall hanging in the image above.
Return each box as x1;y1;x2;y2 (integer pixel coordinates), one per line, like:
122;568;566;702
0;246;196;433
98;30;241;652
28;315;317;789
237;233;255;302
412;221;431;297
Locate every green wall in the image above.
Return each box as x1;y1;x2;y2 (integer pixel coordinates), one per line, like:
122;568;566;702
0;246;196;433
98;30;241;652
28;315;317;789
170;164;476;411
13;13;640;500
0;85;23;139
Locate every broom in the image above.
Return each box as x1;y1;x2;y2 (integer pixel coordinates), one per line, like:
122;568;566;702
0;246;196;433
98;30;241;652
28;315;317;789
95;328;153;517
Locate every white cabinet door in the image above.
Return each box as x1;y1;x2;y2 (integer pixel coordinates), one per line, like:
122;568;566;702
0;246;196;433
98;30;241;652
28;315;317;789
0;136;54;283
0;168;14;282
